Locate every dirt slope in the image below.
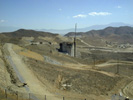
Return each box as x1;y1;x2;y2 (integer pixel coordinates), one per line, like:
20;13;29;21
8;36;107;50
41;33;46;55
3;43;59;100
123;81;133;98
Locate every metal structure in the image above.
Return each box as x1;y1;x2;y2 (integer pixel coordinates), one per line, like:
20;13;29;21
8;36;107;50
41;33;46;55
74;23;77;57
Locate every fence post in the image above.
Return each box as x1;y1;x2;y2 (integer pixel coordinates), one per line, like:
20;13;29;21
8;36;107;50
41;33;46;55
5;89;7;100
16;91;18;100
45;95;46;100
63;96;65;100
29;93;30;100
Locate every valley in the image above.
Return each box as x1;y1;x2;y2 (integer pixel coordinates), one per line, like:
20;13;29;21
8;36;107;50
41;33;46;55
0;26;133;100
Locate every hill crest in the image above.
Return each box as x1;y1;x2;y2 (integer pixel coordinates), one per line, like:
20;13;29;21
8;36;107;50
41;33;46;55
65;26;133;37
1;29;58;38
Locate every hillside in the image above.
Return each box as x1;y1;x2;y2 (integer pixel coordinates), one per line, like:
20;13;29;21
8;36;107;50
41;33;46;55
65;26;133;46
0;27;133;100
0;29;61;44
65;26;133;37
0;29;58;38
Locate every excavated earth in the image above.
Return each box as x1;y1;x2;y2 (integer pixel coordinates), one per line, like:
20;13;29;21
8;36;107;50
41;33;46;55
6;43;132;100
0;34;133;100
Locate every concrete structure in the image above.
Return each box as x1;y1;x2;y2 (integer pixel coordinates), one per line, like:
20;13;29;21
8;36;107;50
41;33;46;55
59;42;74;57
30;41;40;45
30;41;51;45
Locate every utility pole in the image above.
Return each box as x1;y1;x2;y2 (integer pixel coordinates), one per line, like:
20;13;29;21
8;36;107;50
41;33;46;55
74;23;77;57
116;52;119;74
116;58;119;74
92;54;96;69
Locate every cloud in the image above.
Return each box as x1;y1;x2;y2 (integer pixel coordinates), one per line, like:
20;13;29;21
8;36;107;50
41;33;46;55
117;6;122;9
0;20;6;23
88;12;112;16
73;12;111;18
73;14;87;18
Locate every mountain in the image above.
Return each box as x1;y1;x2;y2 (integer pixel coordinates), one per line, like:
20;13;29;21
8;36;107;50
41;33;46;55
38;22;133;34
38;28;74;35
1;29;58;38
65;26;133;37
0;22;132;34
0;29;60;44
65;26;133;45
76;22;132;32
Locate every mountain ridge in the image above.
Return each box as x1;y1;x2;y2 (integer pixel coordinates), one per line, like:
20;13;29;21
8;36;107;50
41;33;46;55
0;29;58;38
65;26;133;37
38;22;133;34
0;22;132;34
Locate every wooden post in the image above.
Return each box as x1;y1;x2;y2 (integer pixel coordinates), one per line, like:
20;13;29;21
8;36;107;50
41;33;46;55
5;89;7;100
16;91;18;100
29;93;30;100
45;95;46;100
63;96;65;100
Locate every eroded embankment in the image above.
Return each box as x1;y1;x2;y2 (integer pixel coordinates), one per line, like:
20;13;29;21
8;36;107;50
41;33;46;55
26;57;124;97
0;44;21;90
2;43;60;100
1;43;132;100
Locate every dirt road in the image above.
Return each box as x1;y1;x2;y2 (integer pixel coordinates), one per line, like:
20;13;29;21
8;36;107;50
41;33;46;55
95;61;133;99
4;43;59;100
123;81;133;98
77;38;93;47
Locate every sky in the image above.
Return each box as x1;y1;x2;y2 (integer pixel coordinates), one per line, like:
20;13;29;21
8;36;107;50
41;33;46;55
0;0;133;29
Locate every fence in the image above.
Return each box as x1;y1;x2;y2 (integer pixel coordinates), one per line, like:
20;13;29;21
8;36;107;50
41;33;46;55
2;89;87;100
1;89;133;100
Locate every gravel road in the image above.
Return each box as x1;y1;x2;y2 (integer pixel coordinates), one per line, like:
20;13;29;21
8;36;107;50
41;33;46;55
4;43;59;100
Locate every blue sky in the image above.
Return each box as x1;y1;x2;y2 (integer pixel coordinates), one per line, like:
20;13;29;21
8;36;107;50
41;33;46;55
0;0;133;29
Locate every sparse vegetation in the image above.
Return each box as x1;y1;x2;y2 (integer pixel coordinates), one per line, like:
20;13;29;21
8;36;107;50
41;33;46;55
0;27;133;100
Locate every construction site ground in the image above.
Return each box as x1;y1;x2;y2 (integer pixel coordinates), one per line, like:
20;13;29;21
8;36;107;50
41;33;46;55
0;38;133;100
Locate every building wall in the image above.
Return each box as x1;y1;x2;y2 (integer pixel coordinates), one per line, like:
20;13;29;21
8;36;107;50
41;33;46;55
70;44;74;57
59;42;74;57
